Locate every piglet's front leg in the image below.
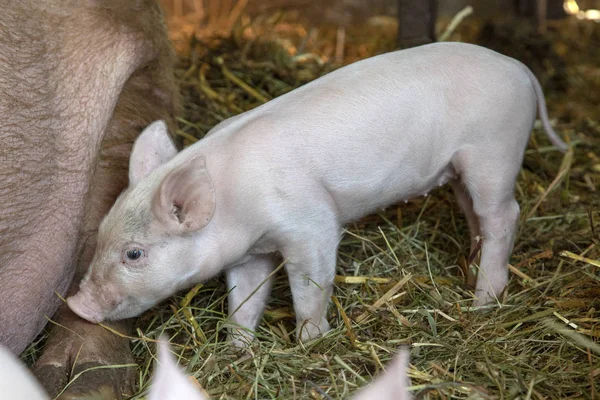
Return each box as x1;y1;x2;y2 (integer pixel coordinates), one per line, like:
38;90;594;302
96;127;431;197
226;255;277;348
281;215;340;342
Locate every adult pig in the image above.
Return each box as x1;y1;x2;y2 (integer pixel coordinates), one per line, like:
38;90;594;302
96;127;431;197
0;0;178;397
67;42;567;345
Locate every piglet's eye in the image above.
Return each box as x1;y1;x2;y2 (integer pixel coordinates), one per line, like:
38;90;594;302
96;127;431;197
126;248;144;261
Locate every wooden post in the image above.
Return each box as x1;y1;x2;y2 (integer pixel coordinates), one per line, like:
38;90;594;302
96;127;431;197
397;0;438;48
546;0;568;19
515;0;567;27
536;0;548;33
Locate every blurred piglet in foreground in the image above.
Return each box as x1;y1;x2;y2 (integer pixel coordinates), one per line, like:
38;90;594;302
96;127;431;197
68;42;567;344
0;340;209;400
352;349;412;400
0;346;47;400
150;341;412;400
0;340;207;400
0;339;207;400
0;341;410;399
148;339;208;400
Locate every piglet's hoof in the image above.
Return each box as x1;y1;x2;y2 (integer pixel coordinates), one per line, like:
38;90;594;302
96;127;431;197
228;336;255;351
33;307;135;400
227;326;259;351
298;318;331;343
471;286;507;310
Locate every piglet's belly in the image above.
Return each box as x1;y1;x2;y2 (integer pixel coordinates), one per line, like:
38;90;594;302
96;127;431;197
328;163;457;223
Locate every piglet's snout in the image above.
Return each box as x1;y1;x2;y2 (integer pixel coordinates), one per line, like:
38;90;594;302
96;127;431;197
67;281;123;324
67;291;104;323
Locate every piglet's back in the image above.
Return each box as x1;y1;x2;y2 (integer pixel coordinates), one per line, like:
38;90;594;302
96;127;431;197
206;42;536;221
262;42;533;161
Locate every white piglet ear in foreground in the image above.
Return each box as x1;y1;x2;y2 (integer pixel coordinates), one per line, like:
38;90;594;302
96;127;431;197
152;155;216;232
129;120;178;185
0;345;49;400
351;349;412;400
148;338;208;400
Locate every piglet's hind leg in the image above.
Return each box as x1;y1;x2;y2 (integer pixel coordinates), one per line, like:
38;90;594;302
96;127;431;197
451;180;482;288
455;151;521;306
474;199;519;305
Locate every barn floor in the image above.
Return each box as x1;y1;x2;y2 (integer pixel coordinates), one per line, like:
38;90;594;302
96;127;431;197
39;9;600;399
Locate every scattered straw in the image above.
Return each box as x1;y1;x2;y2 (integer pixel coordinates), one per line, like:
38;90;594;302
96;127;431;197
560;250;600;269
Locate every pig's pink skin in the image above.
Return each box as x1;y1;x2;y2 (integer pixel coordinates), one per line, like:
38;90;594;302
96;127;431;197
0;0;179;397
73;43;567;346
352;349;412;400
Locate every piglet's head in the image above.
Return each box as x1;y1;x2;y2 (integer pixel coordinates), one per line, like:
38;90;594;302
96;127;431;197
68;120;218;323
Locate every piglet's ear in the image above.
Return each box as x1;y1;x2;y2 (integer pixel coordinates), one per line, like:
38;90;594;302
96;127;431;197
129;120;178;186
148;337;208;400
0;345;49;400
351;348;412;400
152;155;216;232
